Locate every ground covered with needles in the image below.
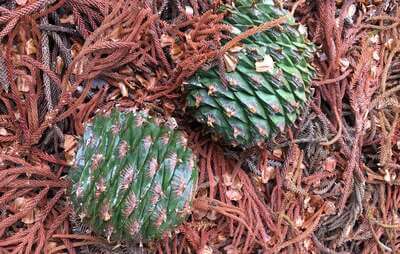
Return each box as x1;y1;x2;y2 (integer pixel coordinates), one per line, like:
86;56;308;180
0;0;400;253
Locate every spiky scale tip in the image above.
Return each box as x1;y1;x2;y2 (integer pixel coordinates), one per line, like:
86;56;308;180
186;0;316;148
69;109;199;242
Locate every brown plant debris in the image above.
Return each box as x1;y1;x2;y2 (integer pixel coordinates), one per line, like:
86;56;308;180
0;0;400;253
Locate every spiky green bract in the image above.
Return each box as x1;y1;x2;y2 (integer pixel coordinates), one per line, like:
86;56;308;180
186;0;316;148
69;109;198;242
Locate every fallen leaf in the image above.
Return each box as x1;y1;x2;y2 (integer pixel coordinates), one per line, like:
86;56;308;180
222;173;233;187
295;217;304;228
109;26;123;42
223;52;238;72
231;177;243;190
226;189;242;201
185;6;194;16
56;56;64;75
21;209;35;224
25;39;37;55
324;200;336;215
60;15;75;24
345;4;356;22
385;38;394;49
17;75;31;92
372;51;380;61
70;42;82;59
261;166;275;183
13;197;26;211
272;148;283;158
255;54;274;73
16;0;28;6
298;24;308;36
206;210;217;221
160;34;174;48
118;82;128;97
170;43;183;60
45;242;58;253
339;58;350;72
0;127;9;136
64;135;78;166
323;157;337;172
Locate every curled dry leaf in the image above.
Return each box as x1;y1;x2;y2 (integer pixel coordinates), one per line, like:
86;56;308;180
225;189;242;201
369;34;380;44
385;38;394;49
71;42;82;59
110;26;123;42
25;39;37;55
231;177;243;190
170;43;184;60
17;75;31;92
383;169;396;183
0;127;9;136
324;200;336;215
272;148;283;158
370;65;378;79
298;24;308;36
22;209;37;224
160;34;174;48
64;135;78;165
255;54;274;73
295;217;304;228
372;51;380;61
60;14;75;25
222;173;233;187
56;56;64;75
323;156;337;172
345;4;357;22
339;58;350;72
261;166;275;183
229;45;243;53
16;0;28;6
206;210;217;221
45;242;58;253
118;82;129;97
14;197;39;224
185;6;194;16
13;197;26;211
223;52;238;72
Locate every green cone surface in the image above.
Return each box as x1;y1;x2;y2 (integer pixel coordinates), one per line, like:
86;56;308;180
69;109;198;242
186;0;316;147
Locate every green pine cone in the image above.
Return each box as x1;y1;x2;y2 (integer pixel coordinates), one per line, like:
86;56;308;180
186;0;316;148
69;109;198;242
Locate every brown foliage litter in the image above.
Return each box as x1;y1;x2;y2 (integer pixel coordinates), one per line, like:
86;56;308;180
0;0;399;253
